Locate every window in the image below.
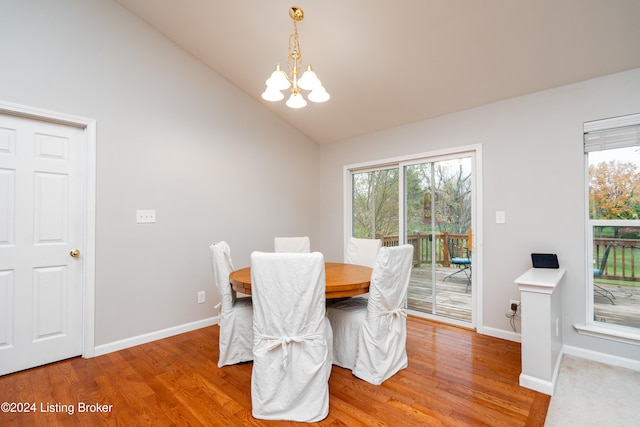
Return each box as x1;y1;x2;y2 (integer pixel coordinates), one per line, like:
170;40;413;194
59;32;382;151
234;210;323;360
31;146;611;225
351;168;399;239
585;115;640;333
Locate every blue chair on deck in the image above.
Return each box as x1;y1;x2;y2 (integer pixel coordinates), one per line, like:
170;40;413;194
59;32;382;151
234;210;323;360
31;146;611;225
443;236;471;292
594;243;615;305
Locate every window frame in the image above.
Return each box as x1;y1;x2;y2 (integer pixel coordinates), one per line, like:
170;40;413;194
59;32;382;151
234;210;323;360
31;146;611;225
343;145;483;331
576;113;640;345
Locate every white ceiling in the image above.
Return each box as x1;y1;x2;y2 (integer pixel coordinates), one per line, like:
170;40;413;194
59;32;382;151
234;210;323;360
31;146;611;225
116;0;640;144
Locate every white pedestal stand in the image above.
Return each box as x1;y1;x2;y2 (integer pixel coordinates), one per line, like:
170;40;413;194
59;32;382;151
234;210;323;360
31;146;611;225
515;267;566;395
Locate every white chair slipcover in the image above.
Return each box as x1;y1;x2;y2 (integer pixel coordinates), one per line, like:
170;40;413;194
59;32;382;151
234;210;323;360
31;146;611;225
327;244;413;385
210;242;253;367
345;237;382;268
250;251;332;422
273;236;311;253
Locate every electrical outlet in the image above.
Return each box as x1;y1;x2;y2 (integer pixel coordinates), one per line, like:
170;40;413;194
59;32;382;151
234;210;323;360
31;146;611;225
136;210;156;223
197;291;205;304
510;299;520;312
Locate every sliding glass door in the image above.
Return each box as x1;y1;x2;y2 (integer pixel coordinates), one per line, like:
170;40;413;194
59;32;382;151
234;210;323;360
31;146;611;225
404;156;473;326
349;150;476;328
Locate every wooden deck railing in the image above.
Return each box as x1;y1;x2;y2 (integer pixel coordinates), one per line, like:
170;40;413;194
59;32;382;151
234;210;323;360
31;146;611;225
379;235;639;283
594;238;640;282
380;232;469;267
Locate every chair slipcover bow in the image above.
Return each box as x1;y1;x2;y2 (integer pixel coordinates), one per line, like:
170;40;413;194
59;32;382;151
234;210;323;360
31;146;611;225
250;251;332;422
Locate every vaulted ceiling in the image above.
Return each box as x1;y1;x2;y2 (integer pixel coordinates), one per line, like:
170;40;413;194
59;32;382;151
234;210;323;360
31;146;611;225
116;0;640;144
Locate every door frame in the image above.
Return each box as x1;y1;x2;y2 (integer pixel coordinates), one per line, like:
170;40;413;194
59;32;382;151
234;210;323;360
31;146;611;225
0;100;96;358
343;144;484;332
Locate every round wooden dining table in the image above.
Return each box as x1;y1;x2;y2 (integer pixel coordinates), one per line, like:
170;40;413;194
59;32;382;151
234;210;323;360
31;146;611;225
229;262;373;299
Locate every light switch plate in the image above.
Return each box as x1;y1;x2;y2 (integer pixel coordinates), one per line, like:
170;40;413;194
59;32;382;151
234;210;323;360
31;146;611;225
496;211;506;224
136;210;156;223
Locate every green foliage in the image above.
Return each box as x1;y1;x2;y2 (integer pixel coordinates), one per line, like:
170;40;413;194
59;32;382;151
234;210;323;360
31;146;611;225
589;160;640;220
352;158;472;239
406;160;471;235
352;168;399;238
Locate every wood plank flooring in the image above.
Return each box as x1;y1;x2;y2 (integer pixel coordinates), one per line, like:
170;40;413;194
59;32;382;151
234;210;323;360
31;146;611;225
594;282;640;328
0;316;550;426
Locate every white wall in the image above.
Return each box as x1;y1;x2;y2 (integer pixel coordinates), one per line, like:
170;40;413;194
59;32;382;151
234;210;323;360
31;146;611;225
0;0;320;346
2;0;639;363
318;68;640;361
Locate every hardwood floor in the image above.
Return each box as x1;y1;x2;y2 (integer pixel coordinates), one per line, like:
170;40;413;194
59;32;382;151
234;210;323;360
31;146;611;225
0;316;550;426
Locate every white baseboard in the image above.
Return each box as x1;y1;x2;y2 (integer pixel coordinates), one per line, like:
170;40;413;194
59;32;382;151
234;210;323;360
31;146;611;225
480;326;521;343
519;373;555;396
563;344;640;372
93;316;219;357
518;340;564;396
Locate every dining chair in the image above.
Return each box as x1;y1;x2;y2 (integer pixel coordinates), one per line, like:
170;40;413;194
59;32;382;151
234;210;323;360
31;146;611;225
210;242;253;367
250;251;332;422
326;244;413;385
273;236;311;253
443;234;472;292
345;237;382;268
594;242;615;304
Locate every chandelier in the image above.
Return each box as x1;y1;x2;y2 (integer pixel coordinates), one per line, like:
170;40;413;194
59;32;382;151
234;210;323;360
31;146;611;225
261;7;330;109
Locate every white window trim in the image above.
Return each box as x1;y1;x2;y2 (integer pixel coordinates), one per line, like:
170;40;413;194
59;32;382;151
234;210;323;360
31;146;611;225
573;323;640;346
576;113;640;345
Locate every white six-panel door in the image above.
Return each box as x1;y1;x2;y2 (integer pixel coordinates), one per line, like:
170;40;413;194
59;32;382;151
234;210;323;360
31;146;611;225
0;113;84;375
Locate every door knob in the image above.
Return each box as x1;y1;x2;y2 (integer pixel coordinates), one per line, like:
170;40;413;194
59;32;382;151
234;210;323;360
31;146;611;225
70;249;80;258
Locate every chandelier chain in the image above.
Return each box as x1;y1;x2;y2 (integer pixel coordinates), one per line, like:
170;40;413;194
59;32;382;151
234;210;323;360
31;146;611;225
288;19;302;89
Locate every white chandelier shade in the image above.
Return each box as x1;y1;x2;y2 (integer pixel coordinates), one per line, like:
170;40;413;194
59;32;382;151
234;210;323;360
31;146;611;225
297;65;321;91
261;7;329;108
261;86;285;102
286;92;307;109
265;64;290;91
308;85;330;103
